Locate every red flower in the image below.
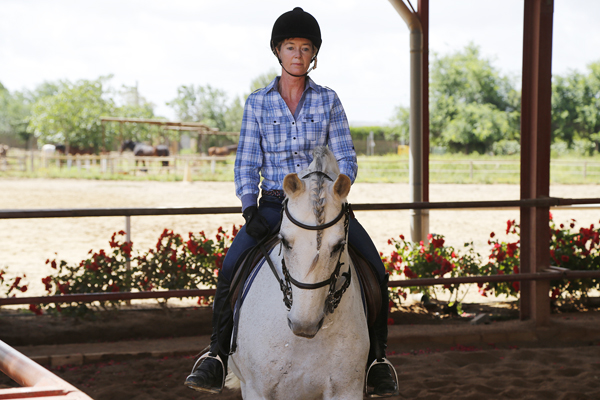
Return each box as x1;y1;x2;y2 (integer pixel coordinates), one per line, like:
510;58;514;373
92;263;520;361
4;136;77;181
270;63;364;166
387;318;395;325
506;242;518;258
121;242;133;257
29;304;43;316
42;276;53;292
490;232;495;238
431;237;445;249
561;255;569;263
187;240;199;255
403;266;417;279
512;281;520;292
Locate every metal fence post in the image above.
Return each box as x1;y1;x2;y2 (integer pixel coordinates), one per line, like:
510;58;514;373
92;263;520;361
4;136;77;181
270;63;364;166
125;215;131;270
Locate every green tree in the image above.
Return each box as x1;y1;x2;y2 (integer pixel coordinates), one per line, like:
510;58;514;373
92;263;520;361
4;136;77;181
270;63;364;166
249;69;278;94
427;44;520;153
168;69;279;133
552;61;600;153
168;84;236;131
107;84;165;145
389;106;409;144
27;76;114;153
0;83;34;147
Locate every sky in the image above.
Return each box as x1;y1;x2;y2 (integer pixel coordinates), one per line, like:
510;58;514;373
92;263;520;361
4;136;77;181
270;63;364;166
1;0;600;126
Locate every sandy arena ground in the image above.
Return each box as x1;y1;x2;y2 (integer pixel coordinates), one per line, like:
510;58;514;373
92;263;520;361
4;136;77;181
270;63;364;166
0;178;598;297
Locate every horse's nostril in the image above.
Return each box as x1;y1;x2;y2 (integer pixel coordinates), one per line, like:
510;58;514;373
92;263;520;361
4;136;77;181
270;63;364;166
317;317;324;331
287;316;294;331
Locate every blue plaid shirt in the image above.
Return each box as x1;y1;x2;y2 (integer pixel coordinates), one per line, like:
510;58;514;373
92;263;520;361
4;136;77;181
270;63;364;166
235;76;358;210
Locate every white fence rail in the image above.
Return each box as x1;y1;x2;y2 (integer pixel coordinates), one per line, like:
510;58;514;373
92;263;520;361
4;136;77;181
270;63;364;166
358;158;600;179
0;150;233;176
1;150;599;179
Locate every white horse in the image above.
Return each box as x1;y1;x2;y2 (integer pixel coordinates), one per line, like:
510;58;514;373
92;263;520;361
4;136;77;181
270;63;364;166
229;147;369;399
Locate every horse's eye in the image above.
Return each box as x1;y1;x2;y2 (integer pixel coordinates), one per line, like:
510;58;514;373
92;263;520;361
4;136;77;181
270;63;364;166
279;235;292;250
330;240;346;257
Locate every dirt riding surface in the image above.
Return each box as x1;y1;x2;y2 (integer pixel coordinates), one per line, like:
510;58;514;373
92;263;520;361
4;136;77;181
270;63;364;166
2;304;600;400
2;179;600;399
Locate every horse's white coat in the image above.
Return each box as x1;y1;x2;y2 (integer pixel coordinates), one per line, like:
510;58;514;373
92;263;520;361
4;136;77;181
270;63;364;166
229;148;369;400
41;144;56;155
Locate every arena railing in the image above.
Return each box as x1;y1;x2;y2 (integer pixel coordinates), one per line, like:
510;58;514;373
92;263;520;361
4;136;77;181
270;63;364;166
0;339;94;399
1;196;600;309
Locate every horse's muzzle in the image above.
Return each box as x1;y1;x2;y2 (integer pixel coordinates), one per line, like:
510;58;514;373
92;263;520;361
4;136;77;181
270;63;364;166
287;316;324;338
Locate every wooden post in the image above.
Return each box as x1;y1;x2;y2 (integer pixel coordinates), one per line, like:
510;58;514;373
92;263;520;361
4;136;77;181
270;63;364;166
519;0;554;326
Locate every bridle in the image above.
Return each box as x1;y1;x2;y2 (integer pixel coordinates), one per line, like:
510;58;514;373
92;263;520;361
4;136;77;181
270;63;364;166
264;192;351;315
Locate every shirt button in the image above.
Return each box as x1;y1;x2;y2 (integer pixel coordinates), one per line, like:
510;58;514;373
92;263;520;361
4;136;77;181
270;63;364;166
294;152;298;155
297;164;300;167
292;122;295;125
293;137;296;140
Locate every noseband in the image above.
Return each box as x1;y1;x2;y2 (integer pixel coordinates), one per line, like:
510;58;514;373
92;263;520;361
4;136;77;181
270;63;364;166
274;197;352;314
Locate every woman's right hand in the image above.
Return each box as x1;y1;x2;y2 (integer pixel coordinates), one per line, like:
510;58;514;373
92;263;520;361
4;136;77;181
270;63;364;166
242;206;271;241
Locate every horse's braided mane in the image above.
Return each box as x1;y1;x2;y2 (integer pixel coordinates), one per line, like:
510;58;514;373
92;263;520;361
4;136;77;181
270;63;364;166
310;148;328;252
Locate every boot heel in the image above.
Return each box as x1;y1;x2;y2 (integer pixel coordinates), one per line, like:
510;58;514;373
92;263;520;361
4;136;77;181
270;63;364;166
184;353;226;394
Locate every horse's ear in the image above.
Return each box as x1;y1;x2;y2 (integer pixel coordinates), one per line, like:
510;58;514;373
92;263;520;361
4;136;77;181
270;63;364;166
283;173;305;198
333;174;351;200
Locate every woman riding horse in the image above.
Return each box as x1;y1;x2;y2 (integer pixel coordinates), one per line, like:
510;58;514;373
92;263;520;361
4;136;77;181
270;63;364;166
185;7;399;397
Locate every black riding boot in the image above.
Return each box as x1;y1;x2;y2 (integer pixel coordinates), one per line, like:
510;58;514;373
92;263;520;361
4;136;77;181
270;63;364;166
185;276;233;394
366;274;399;398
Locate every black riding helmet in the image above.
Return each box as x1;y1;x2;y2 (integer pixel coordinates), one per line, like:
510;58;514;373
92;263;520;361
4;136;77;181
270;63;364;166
270;7;322;59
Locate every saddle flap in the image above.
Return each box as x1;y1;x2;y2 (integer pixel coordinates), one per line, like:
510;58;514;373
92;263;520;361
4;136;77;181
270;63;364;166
349;244;381;327
229;236;281;310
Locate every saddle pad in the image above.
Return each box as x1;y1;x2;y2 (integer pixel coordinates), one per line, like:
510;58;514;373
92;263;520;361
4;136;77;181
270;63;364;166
229;236;281;310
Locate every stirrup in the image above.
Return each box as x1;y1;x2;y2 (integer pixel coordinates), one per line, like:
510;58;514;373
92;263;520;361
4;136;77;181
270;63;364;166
365;358;399;398
186;353;226;394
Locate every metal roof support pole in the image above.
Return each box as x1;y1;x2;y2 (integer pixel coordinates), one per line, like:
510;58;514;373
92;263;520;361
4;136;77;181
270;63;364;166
388;0;428;243
418;0;430;239
519;0;554;326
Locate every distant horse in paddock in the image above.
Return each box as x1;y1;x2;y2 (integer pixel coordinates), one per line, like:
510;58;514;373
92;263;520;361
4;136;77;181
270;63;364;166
0;144;9;157
41;144;56;155
0;144;8;170
49;144;95;155
207;144;237;156
120;140;170;167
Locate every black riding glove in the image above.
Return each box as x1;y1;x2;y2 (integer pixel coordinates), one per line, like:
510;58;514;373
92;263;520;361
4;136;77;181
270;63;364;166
243;206;270;241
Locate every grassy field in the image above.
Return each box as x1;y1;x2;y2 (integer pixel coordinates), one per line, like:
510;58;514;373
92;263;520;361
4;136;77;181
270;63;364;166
356;153;600;184
1;153;599;185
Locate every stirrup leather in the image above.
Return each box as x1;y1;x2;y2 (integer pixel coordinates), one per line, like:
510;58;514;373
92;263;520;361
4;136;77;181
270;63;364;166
187;353;226;394
365;358;399;398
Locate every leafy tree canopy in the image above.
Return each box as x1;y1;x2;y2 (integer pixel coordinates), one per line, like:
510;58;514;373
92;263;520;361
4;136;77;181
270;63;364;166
552;61;600;152
27;76;115;152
